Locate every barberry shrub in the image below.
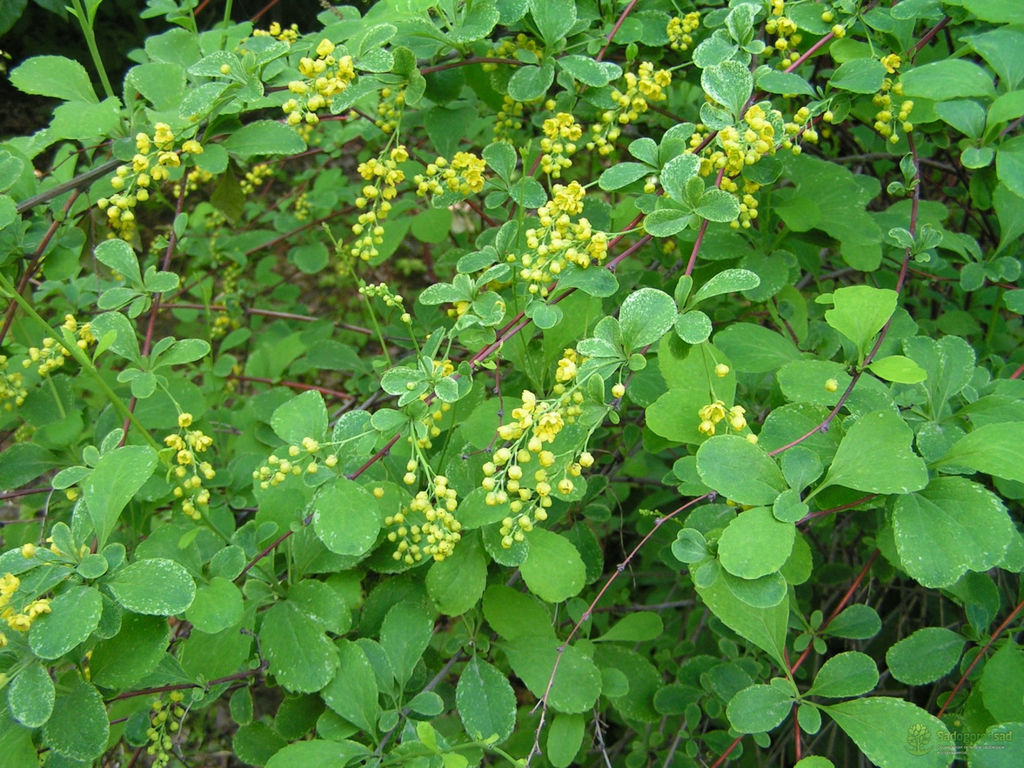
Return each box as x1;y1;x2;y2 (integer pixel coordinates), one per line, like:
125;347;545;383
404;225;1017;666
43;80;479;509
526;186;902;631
1;0;1023;766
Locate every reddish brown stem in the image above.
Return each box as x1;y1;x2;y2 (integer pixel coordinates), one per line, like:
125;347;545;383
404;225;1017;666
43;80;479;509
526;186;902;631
597;0;639;62
937;598;1024;718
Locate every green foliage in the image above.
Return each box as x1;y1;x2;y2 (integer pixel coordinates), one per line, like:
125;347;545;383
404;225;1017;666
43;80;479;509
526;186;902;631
0;1;1023;766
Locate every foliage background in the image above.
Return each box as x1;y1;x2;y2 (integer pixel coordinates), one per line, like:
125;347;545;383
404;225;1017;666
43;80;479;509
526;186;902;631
1;0;1024;767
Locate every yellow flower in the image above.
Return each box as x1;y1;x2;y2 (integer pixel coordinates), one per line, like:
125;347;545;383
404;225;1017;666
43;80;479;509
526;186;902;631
534;411;564;443
881;54;901;74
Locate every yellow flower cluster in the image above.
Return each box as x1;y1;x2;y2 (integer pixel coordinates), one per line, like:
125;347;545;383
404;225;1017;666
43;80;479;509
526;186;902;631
282;39;356;126
385;474;462;563
165;412;215;521
480;353;595;547
0;572;51;641
0;355;27;411
701;103;782;176
22;315;95;377
483;33;543;71
697;399;756;441
413;152;487;197
253;435;339;490
494;95;526;141
253;21;299;44
667;12;701;52
240;162;274;194
872;75;914;144
375;86;406;134
539;113;582;178
416;401;451;450
724;177;762;230
97;125;203;237
765;1;803;68
144;691;186;768
587;63;671;156
515;181;609;297
172;167;213;199
348;145;408;263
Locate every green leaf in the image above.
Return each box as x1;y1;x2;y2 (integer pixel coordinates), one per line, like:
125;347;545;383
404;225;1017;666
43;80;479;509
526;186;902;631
43;679;109;761
126;62;185;110
261;601;338;693
885;627;964;685
530;0;577;47
10;55;98;102
830;58;886;94
482;585;556;641
756;69;816;97
691;269;761;306
89;612;169;688
715;323;801;373
900;59;995;100
0;443;57;489
817;410;927;496
935;99;987;139
675;310;712;344
967;722;1024;767
322;640;379;734
867;355;927;384
29;586;102;660
794;757;834;768
153;337;210;368
426;535;488;615
504;637;602;713
775;154;882;269
902;335;974;411
697;436;787;507
619;287;676;351
271;390;328;445
823;285;898;356
507;60;554;102
643;207;692;236
660;154;700;202
595;611;664;643
106;558;196;615
726;683;793;733
456;656;516;742
808;652;878;698
9;662;55;728
937;422;1024;483
450;0;499;43
717;507;795;579
233;722;286;766
222;120;306;159
380;600;434;687
701;60;753;117
547;713;584;768
823;697;951;768
94;238;142;285
826;604;882;640
186;576;244;633
558;55;620;87
892;477;1013;588
482;142;516;180
520;528;585;602
695;187;742;222
599;161;652;191
312;477;381;557
696;574;789;667
996;136;1024;198
671;528;708;564
556;264;618;297
265;740;370;768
